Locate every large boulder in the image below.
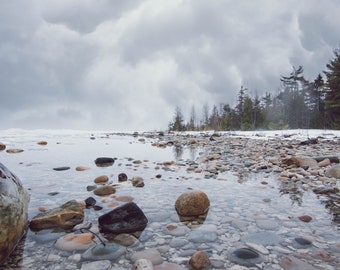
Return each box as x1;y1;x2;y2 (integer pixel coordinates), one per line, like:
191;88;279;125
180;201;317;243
29;200;84;231
281;156;318;168
175;190;210;216
98;202;148;234
0;163;30;264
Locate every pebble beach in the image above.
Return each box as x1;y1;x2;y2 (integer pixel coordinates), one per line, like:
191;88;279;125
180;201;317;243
0;129;339;270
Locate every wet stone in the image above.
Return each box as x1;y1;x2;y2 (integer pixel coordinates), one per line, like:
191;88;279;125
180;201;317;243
292;237;312;249
228;248;263;267
95;157;115;167
187;230;218;243
53;166;70;171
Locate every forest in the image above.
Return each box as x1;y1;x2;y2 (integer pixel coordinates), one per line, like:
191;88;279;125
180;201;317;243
168;48;340;131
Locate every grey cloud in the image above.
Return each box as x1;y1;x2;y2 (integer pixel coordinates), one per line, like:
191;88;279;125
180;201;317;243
0;0;339;131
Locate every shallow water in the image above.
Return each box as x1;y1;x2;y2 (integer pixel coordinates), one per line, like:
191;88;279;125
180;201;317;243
0;130;339;269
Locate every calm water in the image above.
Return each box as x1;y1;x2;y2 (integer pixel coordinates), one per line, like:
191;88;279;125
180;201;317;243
0;129;339;269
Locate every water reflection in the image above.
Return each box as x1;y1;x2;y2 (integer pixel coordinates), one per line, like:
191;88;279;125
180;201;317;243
172;144;199;161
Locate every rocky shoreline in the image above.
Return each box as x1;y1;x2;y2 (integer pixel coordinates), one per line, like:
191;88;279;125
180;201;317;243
0;130;339;269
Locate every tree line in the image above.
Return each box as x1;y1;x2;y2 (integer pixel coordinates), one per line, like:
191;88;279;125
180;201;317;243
168;48;340;131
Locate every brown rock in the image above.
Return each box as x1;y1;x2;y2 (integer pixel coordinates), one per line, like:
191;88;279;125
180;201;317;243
37;141;47;145
115;196;134;202
6;148;24;154
132;176;144;187
0;143;6;151
118;173;128;182
189;250;211;269
75;166;90;171
175;191;210;216
29;200;84;231
94;175;109;184
298;215;312;222
54;232;95;251
317;158;331;167
93;185;116;196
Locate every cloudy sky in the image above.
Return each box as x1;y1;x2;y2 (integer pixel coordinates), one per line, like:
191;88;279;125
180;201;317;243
1;0;339;131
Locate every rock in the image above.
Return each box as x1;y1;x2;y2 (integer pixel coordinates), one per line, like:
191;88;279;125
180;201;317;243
132;259;154;270
132;176;145;187
281;156;318;168
85;197;97;207
54;232;96;251
188;230;218;243
6;148;24;153
189;250;211;269
131;248;163;265
95;157;115;167
81;243;126;261
115;196;134;202
313;156;339;163
298;215;312;222
0;142;6;151
325;164;340;179
0;163;30;264
99;202;148;234
76;166;90;171
53;166;70;171
29;200;84;231
118;173;128;182
37;141;47;145
228;248;263;267
175;191;210;216
94;175;109;184
93;186;116;196
317;158;331;167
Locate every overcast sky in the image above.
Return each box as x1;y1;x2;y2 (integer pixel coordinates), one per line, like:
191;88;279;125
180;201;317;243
1;0;339;131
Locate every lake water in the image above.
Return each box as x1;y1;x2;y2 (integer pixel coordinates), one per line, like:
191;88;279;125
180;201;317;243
0;129;339;269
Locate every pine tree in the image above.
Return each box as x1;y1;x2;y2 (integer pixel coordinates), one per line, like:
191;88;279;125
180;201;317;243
324;48;340;129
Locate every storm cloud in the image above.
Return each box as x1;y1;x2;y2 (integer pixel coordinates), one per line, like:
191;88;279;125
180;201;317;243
1;0;339;131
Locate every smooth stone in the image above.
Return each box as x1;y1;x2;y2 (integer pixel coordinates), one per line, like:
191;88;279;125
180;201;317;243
99;202;148;234
189;250;211;269
54;233;96;251
0;142;6;151
85;197;96;207
53;166;70;171
132;259;154;270
298;215;312;222
131;248;163;265
228;248;263;267
0;162;30;264
118;173;128;182
175;190;210;216
6;148;24;153
292;237;312;249
245;242;269;255
37;141;48;145
132;176;145;187
187;230;218;243
95;157;115;167
81;243;126;261
29;200;84;231
169;238;189;248
76;166;90;171
81;260;112;270
112;233;139;247
93;186;116;196
241;231;283;245
94;175;109;184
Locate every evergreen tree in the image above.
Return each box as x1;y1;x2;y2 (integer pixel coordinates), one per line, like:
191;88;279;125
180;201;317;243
324;48;340;129
168;106;185;131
